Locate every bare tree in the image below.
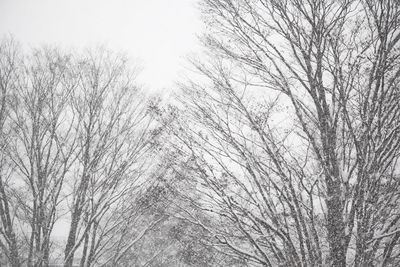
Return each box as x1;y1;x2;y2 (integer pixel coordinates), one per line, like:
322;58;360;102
62;49;159;267
168;0;400;266
6;47;80;267
0;37;22;267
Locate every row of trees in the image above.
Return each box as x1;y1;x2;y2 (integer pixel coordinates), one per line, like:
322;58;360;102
1;0;400;266
0;39;167;266
0;38;230;267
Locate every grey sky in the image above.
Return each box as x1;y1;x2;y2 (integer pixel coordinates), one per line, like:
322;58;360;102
0;0;202;91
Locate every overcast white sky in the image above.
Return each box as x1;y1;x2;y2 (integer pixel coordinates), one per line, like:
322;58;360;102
0;0;202;91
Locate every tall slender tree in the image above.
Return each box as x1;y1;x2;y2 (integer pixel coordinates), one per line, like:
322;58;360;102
0;37;21;267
